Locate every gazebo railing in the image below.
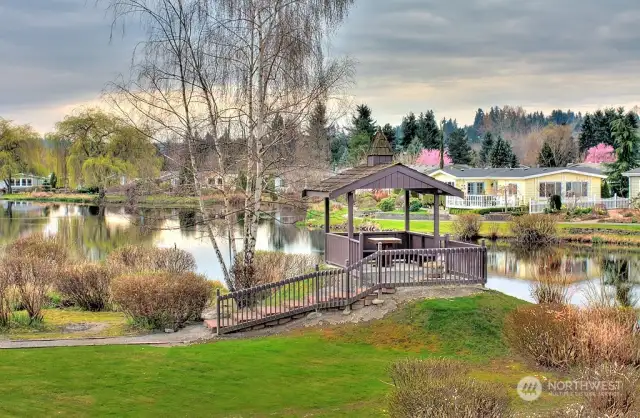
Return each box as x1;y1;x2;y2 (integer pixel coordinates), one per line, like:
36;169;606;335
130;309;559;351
215;246;487;335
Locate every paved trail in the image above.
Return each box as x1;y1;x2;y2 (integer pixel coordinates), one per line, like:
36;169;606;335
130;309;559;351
0;324;214;349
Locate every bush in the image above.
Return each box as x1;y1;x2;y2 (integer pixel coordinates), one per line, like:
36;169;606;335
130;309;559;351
112;272;210;330
57;262;115;311
488;222;500;240
550;194;562;211
377;197;396;212
372;189;389;202
530;273;570;304
4;234;68;266
452;214;482;240
1;257;57;324
579;363;640;416
355;195;378;210
0;268;11;328
505;304;640;369
254;252;321;285
511;214;557;245
388;358;510;418
107;245;196;274
408;198;422;212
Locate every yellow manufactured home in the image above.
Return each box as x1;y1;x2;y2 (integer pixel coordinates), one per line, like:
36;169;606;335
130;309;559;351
428;166;606;209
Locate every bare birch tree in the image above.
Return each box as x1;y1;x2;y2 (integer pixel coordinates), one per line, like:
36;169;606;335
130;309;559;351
104;0;353;290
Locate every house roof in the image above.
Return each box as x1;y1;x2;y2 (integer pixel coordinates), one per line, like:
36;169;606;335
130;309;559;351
302;163;463;199
428;166;606;180
623;168;640;176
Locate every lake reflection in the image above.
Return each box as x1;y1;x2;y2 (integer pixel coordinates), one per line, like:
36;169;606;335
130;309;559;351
1;201;638;306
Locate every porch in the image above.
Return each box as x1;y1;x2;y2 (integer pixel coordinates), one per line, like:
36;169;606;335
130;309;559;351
445;194;523;210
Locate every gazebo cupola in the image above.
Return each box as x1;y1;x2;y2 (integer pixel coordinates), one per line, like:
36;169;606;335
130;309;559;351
367;129;394;166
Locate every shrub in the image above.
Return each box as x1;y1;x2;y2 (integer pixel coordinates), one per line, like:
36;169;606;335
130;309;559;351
356;195;378;210
4;234;68;266
488;222;500;240
530;273;570;304
505;304;640;369
107;245;196;274
1;257;57;323
377;197;396;212
372;189;389;202
388;358;510;418
0;269;11;328
452;214;482;240
408;198;422;212
579;363;640;416
505;304;579;369
550;194;562;211
57;262;115;311
511;214;557;245
112;272;210;330
254;252;321;285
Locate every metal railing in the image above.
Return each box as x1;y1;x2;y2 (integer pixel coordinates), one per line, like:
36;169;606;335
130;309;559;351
215;245;487;334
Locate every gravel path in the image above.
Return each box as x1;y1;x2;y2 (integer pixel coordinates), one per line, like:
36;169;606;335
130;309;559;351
0;324;213;349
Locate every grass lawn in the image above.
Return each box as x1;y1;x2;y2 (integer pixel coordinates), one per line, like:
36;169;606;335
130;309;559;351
0;292;577;417
3;309;134;340
301;207;640;244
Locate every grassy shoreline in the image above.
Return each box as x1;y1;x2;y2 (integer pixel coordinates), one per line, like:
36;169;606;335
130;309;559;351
0;193;226;208
300;207;640;246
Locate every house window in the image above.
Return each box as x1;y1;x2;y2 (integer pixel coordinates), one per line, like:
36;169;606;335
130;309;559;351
10;179;14;186
207;177;215;185
21;179;26;187
565;182;588;198
467;182;485;195
217;178;223;186
26;179;32;187
539;182;562;198
505;183;518;195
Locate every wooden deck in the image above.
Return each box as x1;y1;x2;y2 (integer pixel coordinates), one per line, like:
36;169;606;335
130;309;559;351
213;246;487;334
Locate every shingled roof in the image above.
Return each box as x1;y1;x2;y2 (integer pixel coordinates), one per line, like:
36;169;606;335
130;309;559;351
303;162;463;199
369;130;393;156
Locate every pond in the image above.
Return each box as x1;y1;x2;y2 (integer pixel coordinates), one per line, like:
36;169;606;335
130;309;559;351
1;201;639;307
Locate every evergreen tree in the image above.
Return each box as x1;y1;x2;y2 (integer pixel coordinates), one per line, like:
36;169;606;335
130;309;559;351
351;104;376;139
537;142;557;167
307;101;330;164
489;136;514;168
479;132;494;167
400;112;418;150
347;132;372;164
406;137;423;157
420;110;440;149
446;128;472;165
381;123;397;149
509;152;519;168
578;113;596;153
605;114;640;197
330;131;348;167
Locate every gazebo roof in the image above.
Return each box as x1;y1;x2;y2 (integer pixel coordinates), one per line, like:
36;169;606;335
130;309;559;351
302;162;464;199
369;130;393;156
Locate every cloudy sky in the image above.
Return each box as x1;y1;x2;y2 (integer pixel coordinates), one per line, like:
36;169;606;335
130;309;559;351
2;0;640;134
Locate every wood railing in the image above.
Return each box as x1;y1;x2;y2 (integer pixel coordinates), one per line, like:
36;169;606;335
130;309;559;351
215;245;487;334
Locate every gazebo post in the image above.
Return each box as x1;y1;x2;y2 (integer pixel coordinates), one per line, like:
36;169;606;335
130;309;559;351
404;189;410;232
433;193;440;248
347;192;354;239
324;197;330;233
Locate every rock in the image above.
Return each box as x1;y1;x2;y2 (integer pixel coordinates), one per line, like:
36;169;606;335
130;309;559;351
306;311;322;320
372;299;385;305
164;328;176;333
342;307;352;316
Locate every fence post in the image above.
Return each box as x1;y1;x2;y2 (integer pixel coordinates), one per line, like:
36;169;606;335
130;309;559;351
377;242;383;298
314;264;320;312
614;193;618;209
481;240;487;285
215;288;221;336
443;234;450;274
344;260;351;305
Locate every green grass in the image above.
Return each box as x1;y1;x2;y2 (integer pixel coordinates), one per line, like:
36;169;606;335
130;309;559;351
0;193;235;208
0;292;577;416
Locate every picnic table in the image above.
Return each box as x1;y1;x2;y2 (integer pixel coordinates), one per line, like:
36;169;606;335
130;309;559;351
368;237;402;267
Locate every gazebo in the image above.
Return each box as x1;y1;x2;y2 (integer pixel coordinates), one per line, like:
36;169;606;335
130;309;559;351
303;130;467;268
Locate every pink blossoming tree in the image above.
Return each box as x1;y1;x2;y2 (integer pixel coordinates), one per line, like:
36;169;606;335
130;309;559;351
584;143;616;163
416;149;452;166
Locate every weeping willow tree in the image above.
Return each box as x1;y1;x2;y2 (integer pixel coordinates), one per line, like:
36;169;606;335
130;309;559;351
0;118;44;194
105;0;354;290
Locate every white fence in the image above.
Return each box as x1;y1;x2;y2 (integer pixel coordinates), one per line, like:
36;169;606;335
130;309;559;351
446;195;522;209
529;196;630;214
